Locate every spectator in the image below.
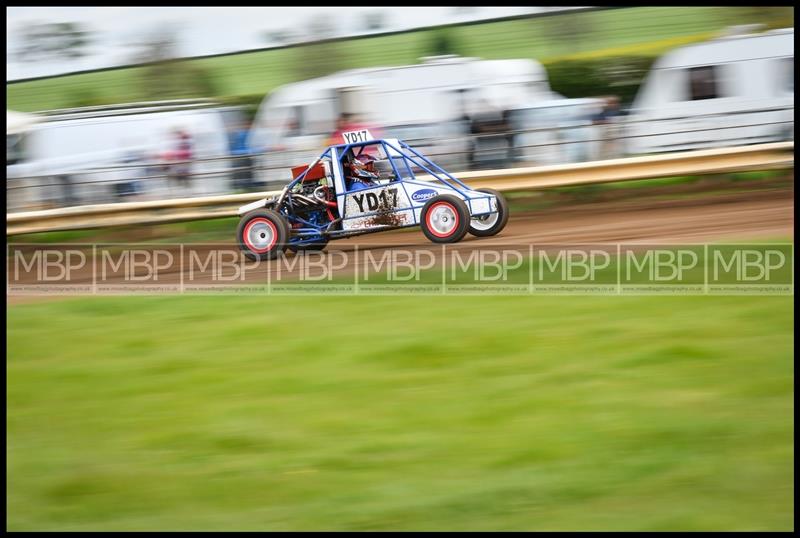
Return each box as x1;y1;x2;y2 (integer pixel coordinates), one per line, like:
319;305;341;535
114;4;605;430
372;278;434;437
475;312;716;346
287;116;300;138
470;100;506;170
501;109;515;162
113;140;147;200
453;90;476;171
114;149;144;199
592;96;622;159
58;174;77;207
468;108;484;170
229;119;257;192
325;113;384;169
326;113;382;147
165;128;194;195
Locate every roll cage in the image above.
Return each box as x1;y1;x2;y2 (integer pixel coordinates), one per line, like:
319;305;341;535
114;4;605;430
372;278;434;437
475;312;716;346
288;138;472;192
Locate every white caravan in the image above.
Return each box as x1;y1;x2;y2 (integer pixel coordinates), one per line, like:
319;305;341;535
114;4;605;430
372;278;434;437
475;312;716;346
626;27;794;155
506;97;608;165
250;56;563;183
7;101;242;211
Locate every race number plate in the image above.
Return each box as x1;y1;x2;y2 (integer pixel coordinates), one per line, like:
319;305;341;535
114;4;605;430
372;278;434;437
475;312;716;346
345;185;410;216
342;129;373;144
343;185;413;231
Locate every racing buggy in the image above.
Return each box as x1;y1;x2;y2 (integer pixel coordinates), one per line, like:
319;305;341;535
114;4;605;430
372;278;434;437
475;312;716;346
236;131;509;260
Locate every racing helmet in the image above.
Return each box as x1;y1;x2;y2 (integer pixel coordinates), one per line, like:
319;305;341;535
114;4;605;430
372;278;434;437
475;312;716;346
350;158;378;181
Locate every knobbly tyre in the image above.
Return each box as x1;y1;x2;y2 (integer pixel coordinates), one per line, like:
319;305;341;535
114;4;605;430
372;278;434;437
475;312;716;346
236;131;509;260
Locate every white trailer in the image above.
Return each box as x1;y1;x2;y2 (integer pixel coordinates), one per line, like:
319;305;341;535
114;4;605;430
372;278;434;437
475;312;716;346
626;27;794;155
7;101;242;210
249;56;563;183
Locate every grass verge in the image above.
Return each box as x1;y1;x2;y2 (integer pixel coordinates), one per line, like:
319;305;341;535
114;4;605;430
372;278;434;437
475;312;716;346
7;291;794;530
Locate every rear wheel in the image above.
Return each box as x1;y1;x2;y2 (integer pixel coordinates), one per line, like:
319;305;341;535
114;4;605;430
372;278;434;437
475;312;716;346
468;188;509;237
237;209;289;261
420;194;470;244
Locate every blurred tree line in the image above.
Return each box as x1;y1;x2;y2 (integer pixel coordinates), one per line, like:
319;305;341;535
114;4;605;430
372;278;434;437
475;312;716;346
15;21;93;62
290;15;349;80
130;25;218;100
426;28;460;56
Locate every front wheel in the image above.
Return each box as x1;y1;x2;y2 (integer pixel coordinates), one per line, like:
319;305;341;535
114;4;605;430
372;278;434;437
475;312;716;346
237;209;289;261
469;188;509;237
420;194;470;244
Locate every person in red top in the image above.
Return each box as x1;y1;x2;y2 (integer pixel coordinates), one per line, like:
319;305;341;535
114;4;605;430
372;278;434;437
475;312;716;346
325;113;383;147
324;113;385;191
164;128;194;195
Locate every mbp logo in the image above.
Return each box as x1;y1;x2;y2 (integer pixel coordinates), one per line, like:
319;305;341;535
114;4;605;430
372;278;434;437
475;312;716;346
361;248;437;281
448;249;524;281
533;247;616;289
94;245;181;293
99;248;175;281
187;248;260;282
709;245;792;288
625;248;700;282
539;249;612;281
11;247;87;282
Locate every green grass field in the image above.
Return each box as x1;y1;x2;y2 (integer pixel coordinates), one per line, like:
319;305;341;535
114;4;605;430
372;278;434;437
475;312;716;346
8;7;792;112
7;291;794;530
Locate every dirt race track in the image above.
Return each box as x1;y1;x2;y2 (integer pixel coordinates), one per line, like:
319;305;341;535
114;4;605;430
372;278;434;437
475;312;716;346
6;185;795;300
342;187;794;247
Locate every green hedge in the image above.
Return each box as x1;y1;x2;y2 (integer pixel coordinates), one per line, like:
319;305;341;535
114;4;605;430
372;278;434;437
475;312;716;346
545;56;657;106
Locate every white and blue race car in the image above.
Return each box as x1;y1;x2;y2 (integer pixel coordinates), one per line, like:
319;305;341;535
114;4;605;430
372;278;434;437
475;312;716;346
237;132;509;260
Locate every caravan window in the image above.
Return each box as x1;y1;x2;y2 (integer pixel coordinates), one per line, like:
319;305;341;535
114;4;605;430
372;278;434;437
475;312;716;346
7;133;26;165
779;57;793;93
688;66;719;100
285;103;334;137
304;100;335;136
287;107;303;137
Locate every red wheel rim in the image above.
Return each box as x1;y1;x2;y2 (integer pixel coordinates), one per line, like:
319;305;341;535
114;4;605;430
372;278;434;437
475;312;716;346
426;201;460;238
243;217;278;253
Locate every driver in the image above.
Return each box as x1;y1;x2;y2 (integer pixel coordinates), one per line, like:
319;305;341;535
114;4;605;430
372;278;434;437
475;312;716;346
345;157;379;191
